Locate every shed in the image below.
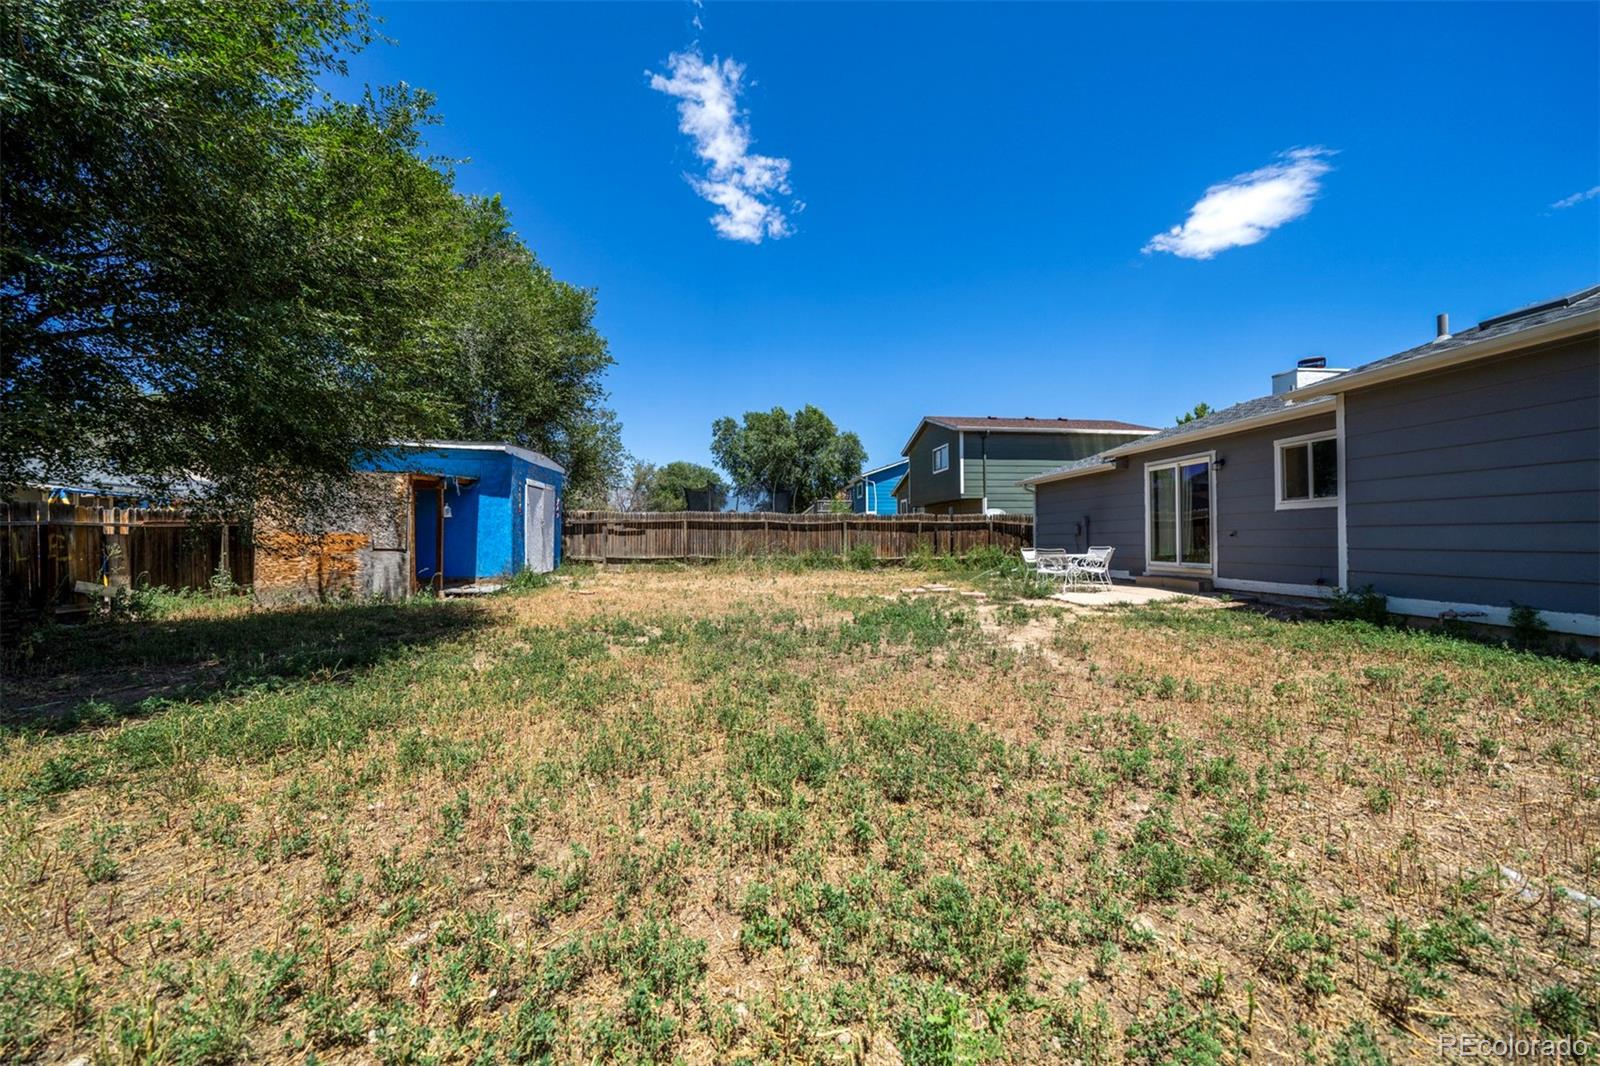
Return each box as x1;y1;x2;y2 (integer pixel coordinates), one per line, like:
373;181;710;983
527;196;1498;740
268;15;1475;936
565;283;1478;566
255;441;564;600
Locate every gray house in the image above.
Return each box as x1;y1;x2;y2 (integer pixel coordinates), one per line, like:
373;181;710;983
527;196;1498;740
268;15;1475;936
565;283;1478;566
899;416;1156;515
1024;284;1600;637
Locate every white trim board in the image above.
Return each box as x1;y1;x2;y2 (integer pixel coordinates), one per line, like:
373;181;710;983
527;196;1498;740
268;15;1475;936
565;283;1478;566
1383;597;1600;638
1335;395;1349;589
1214;578;1337;600
1210;579;1599;637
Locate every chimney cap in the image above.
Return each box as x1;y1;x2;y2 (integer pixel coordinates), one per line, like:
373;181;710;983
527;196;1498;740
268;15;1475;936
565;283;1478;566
1297;356;1327;369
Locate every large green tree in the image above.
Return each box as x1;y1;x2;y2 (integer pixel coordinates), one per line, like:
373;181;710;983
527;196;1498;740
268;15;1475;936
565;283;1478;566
0;0;623;513
709;405;864;512
428;196;622;504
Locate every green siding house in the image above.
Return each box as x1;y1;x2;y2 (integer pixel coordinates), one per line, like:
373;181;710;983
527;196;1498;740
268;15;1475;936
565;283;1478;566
898;416;1156;515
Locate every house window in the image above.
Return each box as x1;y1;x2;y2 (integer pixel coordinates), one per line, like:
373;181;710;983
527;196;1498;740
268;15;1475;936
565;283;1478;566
931;444;949;474
1275;431;1338;509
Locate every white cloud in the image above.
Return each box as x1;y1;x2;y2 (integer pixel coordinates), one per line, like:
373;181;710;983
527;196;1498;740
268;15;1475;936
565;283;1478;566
1551;185;1600;209
648;49;795;243
1144;147;1335;260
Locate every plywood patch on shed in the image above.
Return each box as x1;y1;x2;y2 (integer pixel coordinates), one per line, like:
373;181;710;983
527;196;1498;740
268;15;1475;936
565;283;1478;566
254;473;410;603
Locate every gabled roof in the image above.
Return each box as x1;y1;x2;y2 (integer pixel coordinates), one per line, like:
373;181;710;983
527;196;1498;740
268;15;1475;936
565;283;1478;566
900;415;1156;456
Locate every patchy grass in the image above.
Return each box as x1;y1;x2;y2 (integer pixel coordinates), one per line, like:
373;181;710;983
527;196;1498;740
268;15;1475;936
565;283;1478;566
1;567;1595;1063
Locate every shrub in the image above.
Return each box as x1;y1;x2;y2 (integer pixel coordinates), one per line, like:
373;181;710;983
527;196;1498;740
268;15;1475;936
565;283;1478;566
1328;586;1391;626
1508;603;1549;652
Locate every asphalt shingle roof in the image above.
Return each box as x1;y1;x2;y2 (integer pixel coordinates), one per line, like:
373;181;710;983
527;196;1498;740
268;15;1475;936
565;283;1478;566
1022;282;1600;488
1328;283;1600;380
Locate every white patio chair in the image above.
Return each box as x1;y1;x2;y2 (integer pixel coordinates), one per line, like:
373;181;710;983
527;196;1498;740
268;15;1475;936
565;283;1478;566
1064;546;1115;591
1020;548;1038;570
1032;548;1073;586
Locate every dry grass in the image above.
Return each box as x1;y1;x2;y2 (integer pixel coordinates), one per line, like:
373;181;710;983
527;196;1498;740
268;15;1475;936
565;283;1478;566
1;563;1596;1064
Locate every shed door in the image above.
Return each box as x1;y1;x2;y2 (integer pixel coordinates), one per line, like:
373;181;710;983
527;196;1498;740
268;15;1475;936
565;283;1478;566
525;480;555;573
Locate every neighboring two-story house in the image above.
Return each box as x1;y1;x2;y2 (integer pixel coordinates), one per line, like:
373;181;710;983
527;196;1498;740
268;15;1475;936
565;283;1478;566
897;416;1157;515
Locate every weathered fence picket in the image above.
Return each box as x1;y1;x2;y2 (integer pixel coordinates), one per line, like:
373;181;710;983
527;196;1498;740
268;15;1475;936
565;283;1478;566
561;510;1033;563
0;503;251;622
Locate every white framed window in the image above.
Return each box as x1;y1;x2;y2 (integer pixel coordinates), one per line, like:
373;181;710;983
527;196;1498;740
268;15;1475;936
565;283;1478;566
1274;430;1338;509
931;443;949;474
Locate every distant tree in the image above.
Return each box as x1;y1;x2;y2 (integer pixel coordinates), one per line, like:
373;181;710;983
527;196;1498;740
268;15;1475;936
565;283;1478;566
1176;402;1214;425
647;461;726;511
608;461;658;512
709;405;865;512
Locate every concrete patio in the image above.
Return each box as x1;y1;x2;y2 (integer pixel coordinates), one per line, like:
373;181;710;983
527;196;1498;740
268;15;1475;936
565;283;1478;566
1050;583;1201;607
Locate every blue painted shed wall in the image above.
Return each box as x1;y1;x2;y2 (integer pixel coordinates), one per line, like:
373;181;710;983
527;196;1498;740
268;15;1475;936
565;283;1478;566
851;462;908;515
355;445;564;580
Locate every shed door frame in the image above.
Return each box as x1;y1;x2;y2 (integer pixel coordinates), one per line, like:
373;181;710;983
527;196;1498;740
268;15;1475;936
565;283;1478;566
409;475;446;594
524;479;556;573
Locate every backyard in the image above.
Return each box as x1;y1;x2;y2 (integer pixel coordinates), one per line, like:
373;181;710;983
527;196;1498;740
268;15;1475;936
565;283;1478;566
1;562;1596;1064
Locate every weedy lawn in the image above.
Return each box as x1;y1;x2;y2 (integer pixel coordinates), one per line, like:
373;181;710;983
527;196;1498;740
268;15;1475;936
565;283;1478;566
1;563;1596;1064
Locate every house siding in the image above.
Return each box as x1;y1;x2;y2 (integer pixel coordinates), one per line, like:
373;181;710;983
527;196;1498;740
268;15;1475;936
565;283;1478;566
904;425;962;511
1033;412;1338;585
852;462;907;514
1343;335;1600;616
961;432;1136;515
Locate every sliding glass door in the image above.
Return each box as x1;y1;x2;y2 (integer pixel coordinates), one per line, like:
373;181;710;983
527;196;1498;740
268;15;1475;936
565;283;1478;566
1147;456;1212;570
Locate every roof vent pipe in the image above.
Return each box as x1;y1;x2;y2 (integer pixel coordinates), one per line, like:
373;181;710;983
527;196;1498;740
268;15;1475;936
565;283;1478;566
1435;312;1450;340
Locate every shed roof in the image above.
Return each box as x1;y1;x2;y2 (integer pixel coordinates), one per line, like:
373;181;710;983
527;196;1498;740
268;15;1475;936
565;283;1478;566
391;440;566;475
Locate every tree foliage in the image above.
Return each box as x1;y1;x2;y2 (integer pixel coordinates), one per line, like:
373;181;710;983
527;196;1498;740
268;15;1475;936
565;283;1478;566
0;0;622;513
709;406;865;512
606;460;726;511
647;461;725;511
428;196;622;504
1175;402;1214;425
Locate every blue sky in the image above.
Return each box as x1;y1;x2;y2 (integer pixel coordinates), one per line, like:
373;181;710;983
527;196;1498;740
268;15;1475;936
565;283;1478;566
333;2;1599;471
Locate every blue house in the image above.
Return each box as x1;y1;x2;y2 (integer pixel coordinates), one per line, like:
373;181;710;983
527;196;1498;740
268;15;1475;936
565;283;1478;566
357;441;565;592
848;459;909;515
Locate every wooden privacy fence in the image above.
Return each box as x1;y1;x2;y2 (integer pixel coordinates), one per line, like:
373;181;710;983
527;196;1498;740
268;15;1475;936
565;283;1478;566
0;503;252;621
562;510;1034;563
